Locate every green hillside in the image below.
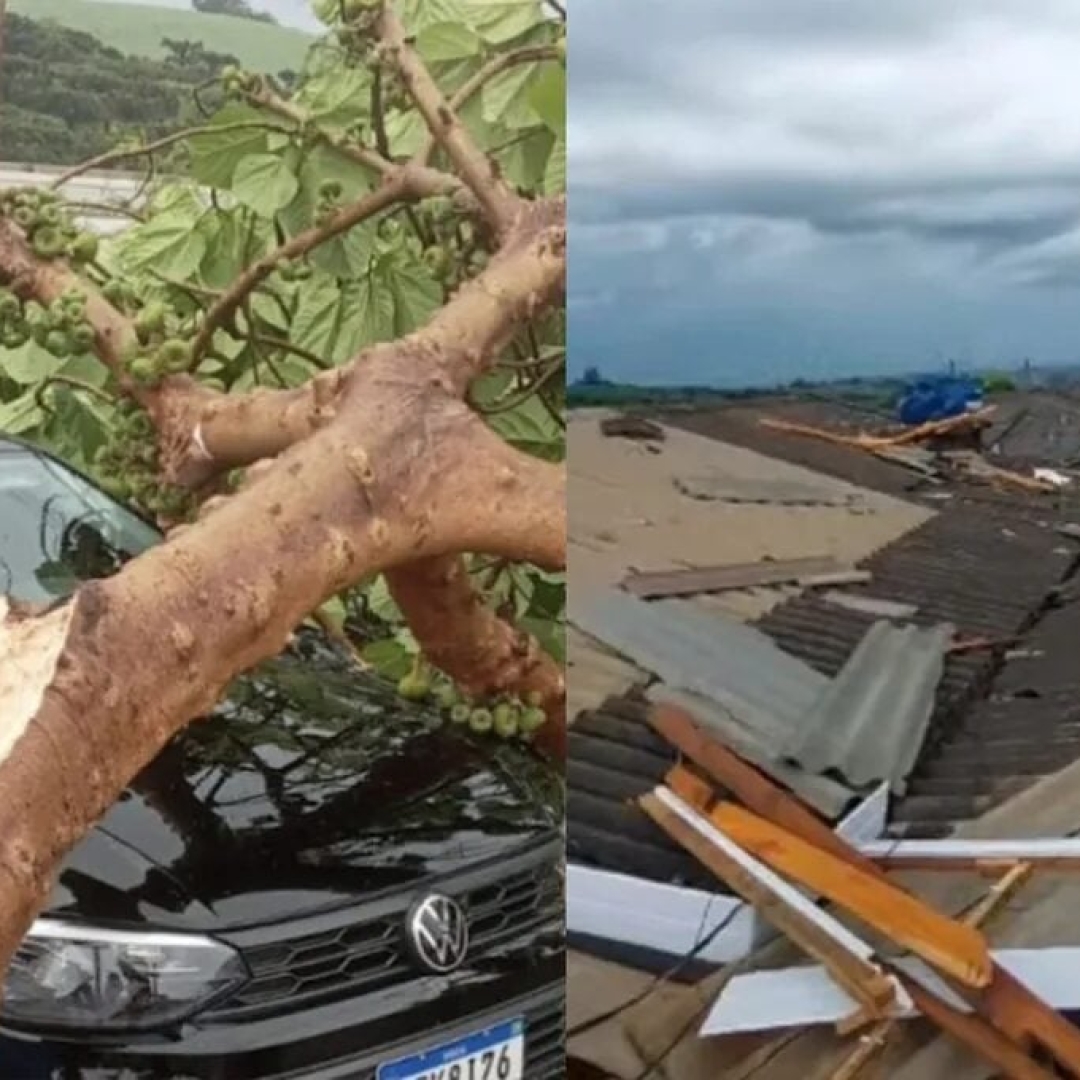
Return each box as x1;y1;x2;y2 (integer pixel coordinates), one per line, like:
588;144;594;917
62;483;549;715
9;0;313;72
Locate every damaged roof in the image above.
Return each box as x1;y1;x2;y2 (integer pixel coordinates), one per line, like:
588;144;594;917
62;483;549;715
568;410;929;716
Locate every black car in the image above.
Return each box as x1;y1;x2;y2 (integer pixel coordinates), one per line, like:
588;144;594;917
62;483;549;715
0;437;565;1079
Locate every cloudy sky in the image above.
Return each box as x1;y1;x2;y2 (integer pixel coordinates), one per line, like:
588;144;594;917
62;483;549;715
570;1;1080;387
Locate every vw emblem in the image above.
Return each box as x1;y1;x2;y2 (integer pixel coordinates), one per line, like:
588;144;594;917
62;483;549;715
406;894;469;974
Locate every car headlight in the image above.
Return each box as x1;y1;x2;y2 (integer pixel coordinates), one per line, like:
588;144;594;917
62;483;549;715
3;920;249;1032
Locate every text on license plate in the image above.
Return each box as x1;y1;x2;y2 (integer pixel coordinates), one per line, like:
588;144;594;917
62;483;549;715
377;1018;525;1080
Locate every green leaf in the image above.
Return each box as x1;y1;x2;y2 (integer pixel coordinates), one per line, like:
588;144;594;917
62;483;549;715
543;131;566;195
519;615;565;664
396;0;469;32
0;340;63;385
311;222;377;280
384;110;427;157
385;256;442;336
60;353;111;388
118;213;208;280
464;0;544;44
291;272;342;359
188;105;277;189
232;154;301;218
336;273;396;356
279;145;375;239
485;389;563;460
366;576;403;624
481;61;542;128
197;209;273;290
417;21;482;61
295;66;371;130
361;637;413;680
529;61;565;132
0;390;44;434
499;125;556;192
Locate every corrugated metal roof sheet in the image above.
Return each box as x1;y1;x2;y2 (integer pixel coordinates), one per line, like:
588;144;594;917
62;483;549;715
570;588;875;818
570;589;828;741
780;620;952;792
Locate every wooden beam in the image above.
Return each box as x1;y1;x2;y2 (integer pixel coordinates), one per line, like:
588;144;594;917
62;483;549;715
830;861;1034;1076
894;973;1059;1080
652;707;878;871
711;801;993;989
639;790;899;1020
656;702;1080;1071
861;838;1080;873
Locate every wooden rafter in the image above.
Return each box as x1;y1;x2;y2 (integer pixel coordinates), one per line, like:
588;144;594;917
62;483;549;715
652;706;1080;1076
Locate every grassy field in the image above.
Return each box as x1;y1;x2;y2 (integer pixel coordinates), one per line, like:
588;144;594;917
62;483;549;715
10;0;314;71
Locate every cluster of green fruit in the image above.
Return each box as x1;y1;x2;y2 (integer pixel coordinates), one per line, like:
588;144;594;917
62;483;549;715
417;198;484;287
220;66;262;100
396;666;547;741
94;404;193;521
121;300;194;385
0;187;99;266
0;287;96;357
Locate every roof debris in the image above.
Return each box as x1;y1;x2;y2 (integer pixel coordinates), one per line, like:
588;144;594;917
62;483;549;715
621;556;851;599
568;405;1080;1080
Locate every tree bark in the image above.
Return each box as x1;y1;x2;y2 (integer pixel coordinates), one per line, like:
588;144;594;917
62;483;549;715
0;6;565;978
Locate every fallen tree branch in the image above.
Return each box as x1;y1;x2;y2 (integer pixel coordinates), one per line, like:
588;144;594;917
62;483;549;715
386;555;566;757
381;6;519;232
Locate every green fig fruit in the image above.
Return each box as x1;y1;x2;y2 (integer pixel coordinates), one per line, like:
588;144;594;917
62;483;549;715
468;707;494;734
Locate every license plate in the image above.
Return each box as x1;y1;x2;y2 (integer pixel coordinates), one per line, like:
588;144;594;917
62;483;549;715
377;1018;525;1080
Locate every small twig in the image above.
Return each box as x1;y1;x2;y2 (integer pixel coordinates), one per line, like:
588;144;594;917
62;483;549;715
191;175;414;366
50;121;285;189
66;201;146;224
478;359;563;415
415;46;560;166
544;0;566;18
35;374;115;412
248;333;330;371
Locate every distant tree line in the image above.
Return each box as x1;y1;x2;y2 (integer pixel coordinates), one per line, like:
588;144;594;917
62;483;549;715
0;15;241;166
192;0;277;24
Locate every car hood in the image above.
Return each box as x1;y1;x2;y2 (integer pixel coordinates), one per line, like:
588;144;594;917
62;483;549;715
46;633;563;930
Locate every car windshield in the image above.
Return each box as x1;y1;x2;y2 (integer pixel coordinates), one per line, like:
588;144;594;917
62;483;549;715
0;442;161;605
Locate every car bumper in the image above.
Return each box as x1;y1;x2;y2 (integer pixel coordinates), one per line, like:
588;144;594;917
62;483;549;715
0;962;564;1079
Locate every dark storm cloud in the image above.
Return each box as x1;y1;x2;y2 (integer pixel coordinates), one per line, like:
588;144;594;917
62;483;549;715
569;0;1080;382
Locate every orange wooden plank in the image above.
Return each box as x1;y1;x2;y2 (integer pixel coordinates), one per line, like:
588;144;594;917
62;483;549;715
654;706;1080;1071
711;801;993;989
639;792;897;1018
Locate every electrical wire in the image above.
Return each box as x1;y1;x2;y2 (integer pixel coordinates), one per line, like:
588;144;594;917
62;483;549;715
566;903;744;1040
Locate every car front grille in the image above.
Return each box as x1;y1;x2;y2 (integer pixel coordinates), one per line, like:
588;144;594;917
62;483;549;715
208;846;562;1021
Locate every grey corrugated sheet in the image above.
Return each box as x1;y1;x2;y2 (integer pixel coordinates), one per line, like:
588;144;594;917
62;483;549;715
781;620;953;792
646;684;857;818
570;588;828;737
570;589;857;817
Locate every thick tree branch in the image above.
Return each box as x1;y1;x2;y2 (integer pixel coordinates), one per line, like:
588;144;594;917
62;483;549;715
386;556;566;758
380;7;519;233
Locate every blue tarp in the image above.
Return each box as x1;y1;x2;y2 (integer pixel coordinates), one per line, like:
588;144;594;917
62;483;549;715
897;376;983;426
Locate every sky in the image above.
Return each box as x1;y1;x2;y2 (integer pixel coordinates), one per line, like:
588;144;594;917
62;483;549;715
570;1;1080;387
